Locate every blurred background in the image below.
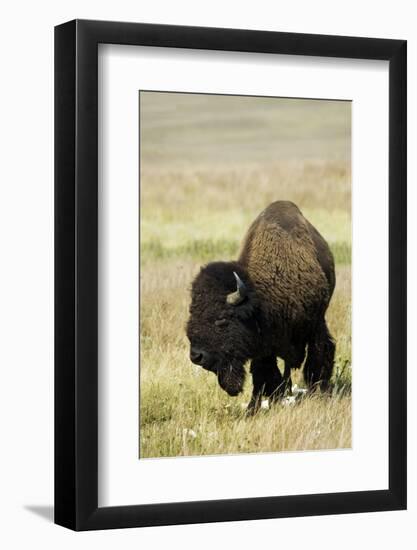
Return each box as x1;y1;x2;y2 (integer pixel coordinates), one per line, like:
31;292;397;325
139;92;351;459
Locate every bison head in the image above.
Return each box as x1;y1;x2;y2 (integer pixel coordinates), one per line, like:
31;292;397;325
186;262;261;396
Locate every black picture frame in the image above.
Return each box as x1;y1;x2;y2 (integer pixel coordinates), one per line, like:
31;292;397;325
55;19;407;531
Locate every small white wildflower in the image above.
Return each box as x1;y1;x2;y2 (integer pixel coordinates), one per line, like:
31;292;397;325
261;399;269;410
282;396;297;406
182;428;197;439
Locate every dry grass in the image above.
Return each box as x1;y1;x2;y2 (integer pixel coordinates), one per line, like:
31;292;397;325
139;92;351;458
141;393;351;458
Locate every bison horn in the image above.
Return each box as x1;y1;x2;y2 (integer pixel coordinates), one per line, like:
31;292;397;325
226;271;247;305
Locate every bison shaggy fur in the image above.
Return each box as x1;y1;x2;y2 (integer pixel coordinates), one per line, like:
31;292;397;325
186;201;336;411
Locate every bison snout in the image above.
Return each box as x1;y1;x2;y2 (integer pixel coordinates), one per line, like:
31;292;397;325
190;347;213;369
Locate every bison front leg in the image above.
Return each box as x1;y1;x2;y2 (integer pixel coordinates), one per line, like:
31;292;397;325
283;362;293;395
247;356;283;413
303;320;335;392
284;343;307;395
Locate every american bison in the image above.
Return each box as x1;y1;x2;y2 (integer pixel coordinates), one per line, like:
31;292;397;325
186;201;336;412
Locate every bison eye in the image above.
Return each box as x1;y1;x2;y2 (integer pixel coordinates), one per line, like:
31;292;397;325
215;318;228;327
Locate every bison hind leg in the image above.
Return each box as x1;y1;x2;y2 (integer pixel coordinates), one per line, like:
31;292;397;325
303;320;335;391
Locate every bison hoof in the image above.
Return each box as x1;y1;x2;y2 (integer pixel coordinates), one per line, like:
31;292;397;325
246;399;261;415
246;397;271;415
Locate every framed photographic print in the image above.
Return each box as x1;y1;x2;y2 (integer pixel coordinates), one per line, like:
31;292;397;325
55;20;407;530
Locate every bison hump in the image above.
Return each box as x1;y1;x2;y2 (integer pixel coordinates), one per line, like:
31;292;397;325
238;201;334;314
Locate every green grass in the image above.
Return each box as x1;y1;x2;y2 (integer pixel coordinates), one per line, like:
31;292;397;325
141;238;351;265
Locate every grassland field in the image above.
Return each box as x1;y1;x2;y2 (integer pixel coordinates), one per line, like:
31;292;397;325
139;92;351;458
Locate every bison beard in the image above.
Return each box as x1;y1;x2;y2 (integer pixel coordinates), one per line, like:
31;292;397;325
217;361;246;396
